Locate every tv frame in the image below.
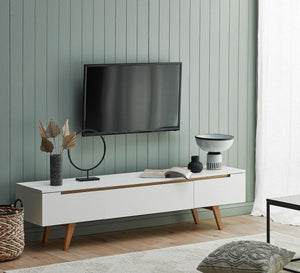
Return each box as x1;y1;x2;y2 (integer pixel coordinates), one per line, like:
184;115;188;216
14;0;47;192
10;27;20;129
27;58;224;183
82;62;182;136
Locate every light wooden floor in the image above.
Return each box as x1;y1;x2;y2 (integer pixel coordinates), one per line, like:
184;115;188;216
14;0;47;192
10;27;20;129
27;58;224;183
1;214;300;272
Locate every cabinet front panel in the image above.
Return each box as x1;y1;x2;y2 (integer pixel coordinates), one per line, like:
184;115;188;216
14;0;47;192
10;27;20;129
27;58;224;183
42;182;193;226
16;185;42;226
193;173;245;208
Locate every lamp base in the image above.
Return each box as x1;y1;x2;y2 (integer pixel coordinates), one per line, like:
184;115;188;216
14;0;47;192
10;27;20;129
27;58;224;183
207;152;222;170
76;177;100;182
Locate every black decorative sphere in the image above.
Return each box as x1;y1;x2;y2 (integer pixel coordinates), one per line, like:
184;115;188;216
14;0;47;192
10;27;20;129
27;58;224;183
187;156;203;173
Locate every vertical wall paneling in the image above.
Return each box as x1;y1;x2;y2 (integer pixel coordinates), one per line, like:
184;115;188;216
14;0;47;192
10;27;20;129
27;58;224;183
23;0;35;182
238;0;249;174
115;0;127;174
169;0;180;167
126;0;137;172
209;0;220;134
93;0;105;63
59;0;71;178
103;0;116;174
199;0;210;163
179;0;190;167
0;0;258;214
136;0;149;170
47;0;59;133
228;0;239;167
10;0;23;201
81;0;94;171
0;0;10;203
35;0;47;181
189;0;200;157
92;0;105;176
219;0;230;166
70;0;82;178
158;0;170;169
147;0;159;169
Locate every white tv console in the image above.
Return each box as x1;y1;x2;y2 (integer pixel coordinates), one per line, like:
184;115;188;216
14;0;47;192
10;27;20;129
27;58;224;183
16;166;245;250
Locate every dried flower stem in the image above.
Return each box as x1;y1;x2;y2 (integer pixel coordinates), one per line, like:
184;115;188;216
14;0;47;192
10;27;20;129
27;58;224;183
53;138;58;154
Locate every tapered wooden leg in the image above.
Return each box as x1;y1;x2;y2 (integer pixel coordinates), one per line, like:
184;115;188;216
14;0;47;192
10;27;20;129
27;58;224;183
211;206;223;230
63;223;76;251
191;208;200;224
204;206;223;230
42;226;51;245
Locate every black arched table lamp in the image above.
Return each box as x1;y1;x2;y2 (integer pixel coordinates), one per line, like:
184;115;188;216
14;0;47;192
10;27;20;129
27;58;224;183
67;129;106;181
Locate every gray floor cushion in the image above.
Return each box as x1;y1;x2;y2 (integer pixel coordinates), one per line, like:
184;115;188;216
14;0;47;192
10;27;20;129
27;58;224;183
197;240;295;273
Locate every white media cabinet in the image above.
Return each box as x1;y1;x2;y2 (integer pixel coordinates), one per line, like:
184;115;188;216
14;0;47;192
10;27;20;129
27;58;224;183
16;166;245;250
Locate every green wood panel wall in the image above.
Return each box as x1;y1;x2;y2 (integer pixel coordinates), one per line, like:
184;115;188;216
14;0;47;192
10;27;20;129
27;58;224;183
0;1;10;201
0;0;257;206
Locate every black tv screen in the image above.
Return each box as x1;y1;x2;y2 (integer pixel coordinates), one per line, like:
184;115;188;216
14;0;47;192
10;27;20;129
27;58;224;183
83;62;182;136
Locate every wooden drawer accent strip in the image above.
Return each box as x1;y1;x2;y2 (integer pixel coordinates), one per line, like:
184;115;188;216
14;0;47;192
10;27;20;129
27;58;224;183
61;174;230;195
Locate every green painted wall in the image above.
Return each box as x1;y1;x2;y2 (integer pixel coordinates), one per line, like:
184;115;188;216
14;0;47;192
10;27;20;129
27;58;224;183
0;0;257;240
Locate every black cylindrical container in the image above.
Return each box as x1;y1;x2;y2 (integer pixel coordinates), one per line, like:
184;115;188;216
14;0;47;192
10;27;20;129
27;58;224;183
50;154;63;186
187;155;203;173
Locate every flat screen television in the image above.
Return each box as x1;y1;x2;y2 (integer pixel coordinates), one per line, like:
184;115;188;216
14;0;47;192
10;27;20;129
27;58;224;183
83;62;182;136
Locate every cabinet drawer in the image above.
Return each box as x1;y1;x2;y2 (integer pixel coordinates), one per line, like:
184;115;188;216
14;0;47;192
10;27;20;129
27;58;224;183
42;181;193;226
193;173;245;208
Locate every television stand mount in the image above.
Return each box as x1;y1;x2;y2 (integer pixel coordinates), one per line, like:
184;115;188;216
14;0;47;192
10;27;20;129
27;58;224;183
68;129;106;182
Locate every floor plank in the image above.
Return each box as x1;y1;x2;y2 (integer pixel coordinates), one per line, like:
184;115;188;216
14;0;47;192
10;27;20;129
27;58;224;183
1;214;300;272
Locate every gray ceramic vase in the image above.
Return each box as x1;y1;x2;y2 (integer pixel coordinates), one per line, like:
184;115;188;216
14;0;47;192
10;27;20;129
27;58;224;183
187;155;203;173
50;154;63;186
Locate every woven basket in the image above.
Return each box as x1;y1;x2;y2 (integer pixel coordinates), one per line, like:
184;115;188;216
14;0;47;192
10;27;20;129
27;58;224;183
0;199;24;262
